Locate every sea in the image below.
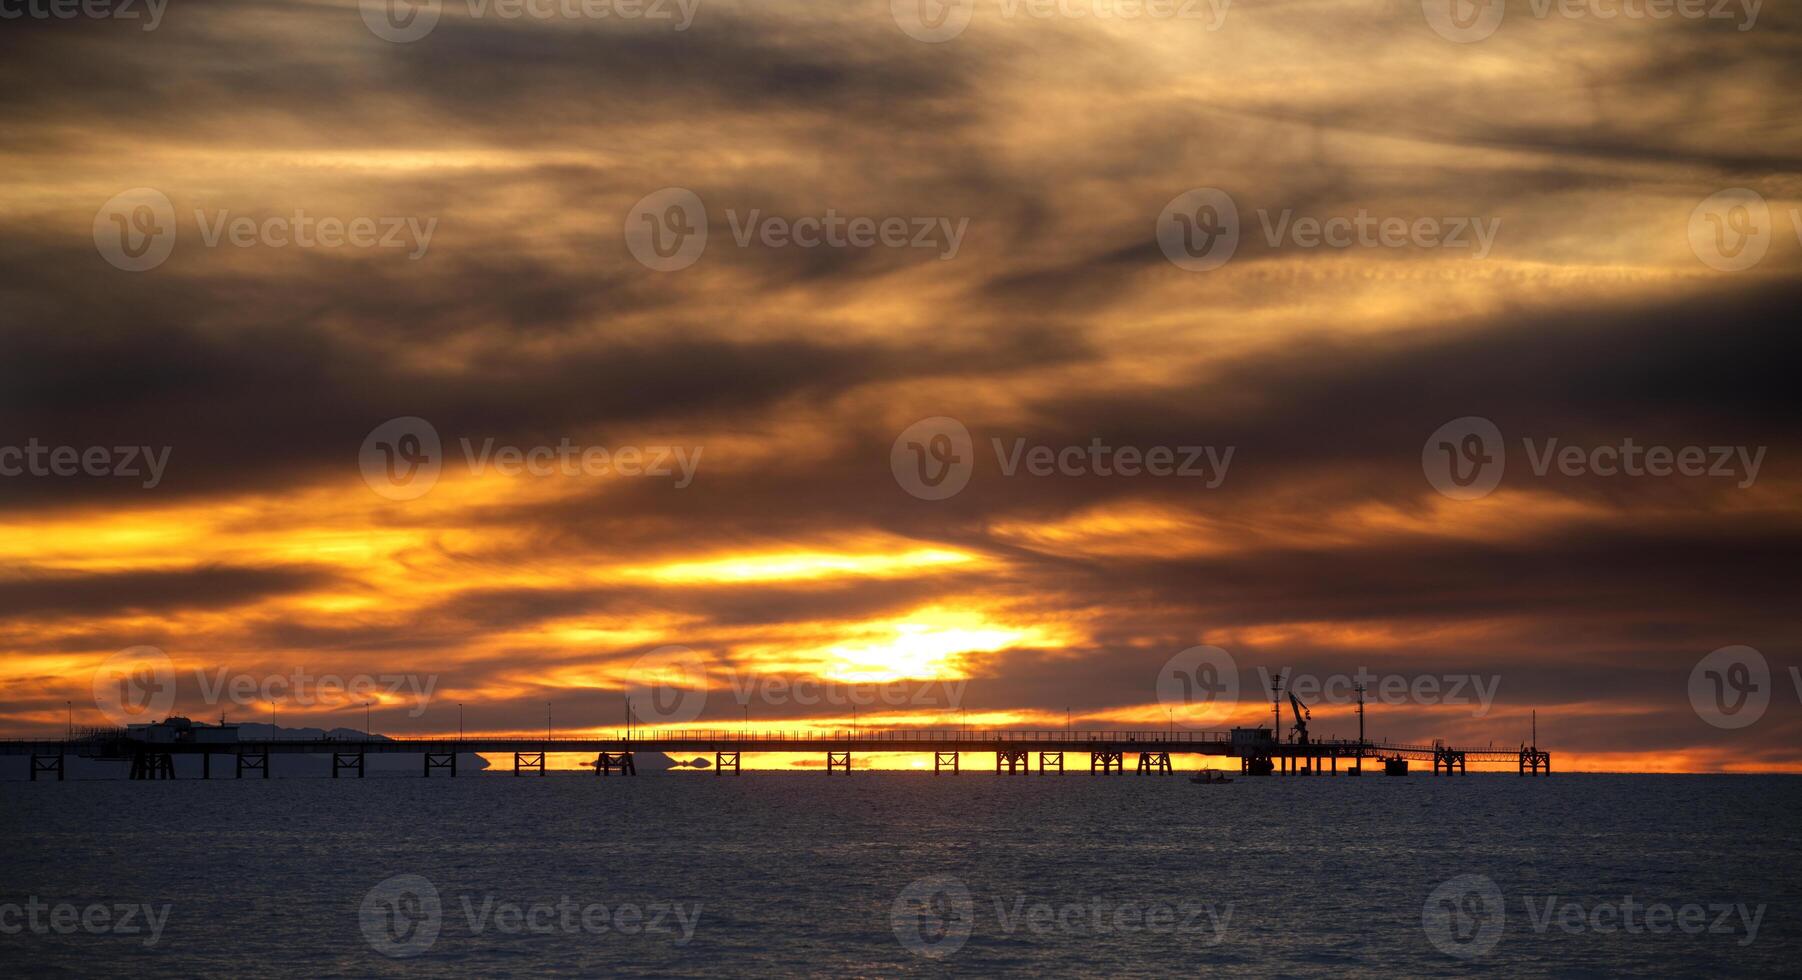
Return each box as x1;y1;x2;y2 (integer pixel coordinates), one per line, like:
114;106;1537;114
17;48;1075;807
2;773;1797;977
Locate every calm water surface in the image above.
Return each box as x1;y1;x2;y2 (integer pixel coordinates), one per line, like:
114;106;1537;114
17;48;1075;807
2;773;1797;976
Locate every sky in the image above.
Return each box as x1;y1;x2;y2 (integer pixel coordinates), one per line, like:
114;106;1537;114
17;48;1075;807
1;0;1798;771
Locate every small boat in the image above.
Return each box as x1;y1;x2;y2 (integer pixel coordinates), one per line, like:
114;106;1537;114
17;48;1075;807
1189;769;1232;784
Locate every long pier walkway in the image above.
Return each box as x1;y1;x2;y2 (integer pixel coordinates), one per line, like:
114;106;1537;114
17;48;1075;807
2;728;1552;779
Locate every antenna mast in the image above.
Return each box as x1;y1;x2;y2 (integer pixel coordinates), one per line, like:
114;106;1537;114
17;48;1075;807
1272;669;1284;743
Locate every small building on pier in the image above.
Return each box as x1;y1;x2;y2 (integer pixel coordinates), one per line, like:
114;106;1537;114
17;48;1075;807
126;716;240;744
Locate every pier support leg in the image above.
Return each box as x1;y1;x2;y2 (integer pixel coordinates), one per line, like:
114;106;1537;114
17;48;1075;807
235;747;267;780
826;750;851;773
1136;751;1171;774
333;751;366;779
425;752;457;777
934;751;959;774
1089;750;1123;773
203;753;210;779
996;748;1029;774
1038;751;1063;773
596;752;635;775
131;750;176;779
29;754;64;781
715;751;740;775
514;751;545;776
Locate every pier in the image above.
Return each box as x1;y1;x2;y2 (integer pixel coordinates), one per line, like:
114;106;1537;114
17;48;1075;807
2;728;1551;780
